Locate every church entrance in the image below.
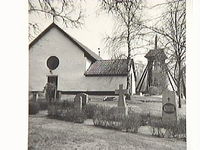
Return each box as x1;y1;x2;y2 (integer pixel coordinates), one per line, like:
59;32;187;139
47;75;58;88
47;75;58;100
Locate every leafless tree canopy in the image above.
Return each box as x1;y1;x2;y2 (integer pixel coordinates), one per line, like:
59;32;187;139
99;0;145;97
99;0;145;58
29;0;85;40
143;0;186;107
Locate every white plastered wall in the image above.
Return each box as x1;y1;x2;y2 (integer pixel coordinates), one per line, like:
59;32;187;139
29;27;127;92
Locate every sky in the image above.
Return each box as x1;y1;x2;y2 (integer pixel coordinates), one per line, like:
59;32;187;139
29;0;166;63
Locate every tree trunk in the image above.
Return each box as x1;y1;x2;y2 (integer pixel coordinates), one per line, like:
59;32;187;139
182;75;186;98
126;23;131;99
177;60;182;108
126;44;131;99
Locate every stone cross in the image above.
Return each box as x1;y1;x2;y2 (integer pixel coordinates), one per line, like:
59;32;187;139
115;84;128;116
115;84;128;107
162;89;177;126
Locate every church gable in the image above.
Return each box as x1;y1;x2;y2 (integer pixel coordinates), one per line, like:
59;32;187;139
29;23;102;63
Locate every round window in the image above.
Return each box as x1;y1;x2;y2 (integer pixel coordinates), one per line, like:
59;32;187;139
47;56;59;70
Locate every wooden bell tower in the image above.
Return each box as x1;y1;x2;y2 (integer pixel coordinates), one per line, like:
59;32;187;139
136;35;173;94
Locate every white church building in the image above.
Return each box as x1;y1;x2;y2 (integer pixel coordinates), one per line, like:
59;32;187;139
29;23;136;95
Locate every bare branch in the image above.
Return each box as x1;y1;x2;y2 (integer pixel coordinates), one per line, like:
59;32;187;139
29;0;85;38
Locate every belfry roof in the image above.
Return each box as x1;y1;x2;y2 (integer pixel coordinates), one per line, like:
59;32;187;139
145;49;167;60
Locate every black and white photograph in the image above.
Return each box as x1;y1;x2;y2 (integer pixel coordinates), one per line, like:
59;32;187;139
27;0;188;149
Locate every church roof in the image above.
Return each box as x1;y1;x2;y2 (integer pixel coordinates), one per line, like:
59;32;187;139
29;23;102;62
85;59;136;77
145;49;167;60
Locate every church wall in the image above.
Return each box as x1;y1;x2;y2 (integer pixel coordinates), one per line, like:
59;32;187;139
29;27;87;91
29;27;128;93
84;76;127;92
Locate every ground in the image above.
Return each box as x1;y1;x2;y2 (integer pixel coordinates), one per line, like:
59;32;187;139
29;111;186;150
29;95;186;150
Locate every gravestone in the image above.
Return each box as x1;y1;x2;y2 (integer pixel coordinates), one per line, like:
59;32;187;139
57;91;62;101
32;92;38;102
162;89;177;126
115;84;128;116
74;94;83;112
76;93;88;106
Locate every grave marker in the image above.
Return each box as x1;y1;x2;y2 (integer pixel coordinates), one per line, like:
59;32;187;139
74;94;83;112
57;91;62;101
115;84;128;116
32;92;38;102
76;93;88;106
162;89;177;126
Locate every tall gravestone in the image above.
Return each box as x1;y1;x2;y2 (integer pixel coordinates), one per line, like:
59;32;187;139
57;91;62;101
162;89;177;126
76;93;88;106
115;84;128;116
74;95;82;112
32;92;38;102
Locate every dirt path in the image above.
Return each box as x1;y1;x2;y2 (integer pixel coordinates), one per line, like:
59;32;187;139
29;112;186;150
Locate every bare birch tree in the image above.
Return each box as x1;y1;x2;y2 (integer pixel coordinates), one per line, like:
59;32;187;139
99;0;145;98
145;0;186;107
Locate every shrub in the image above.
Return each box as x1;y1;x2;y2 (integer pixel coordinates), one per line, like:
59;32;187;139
47;104;61;117
148;115;164;137
93;105;142;133
83;104;98;119
57;108;86;123
176;118;186;140
146;114;186;139
73;110;87;123
62;100;74;109
122;112;142;133
61;108;74;121
38;101;48;110
177;118;186;134
163;118;186;139
93;105;121;129
47;100;74;113
29;101;40;115
38;99;73;112
149;86;159;95
47;101;86;124
140;112;151;126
